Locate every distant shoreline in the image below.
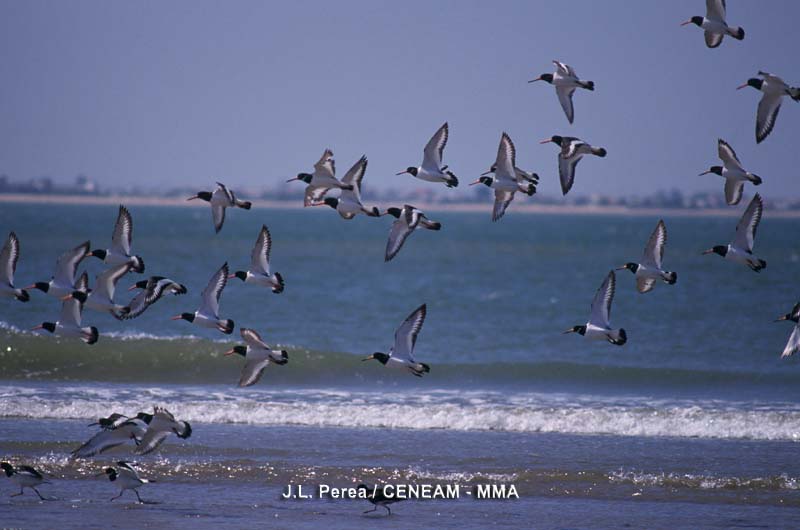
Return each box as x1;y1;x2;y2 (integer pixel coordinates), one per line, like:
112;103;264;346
2;192;799;218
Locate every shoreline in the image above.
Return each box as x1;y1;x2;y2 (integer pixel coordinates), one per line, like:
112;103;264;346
2;192;800;218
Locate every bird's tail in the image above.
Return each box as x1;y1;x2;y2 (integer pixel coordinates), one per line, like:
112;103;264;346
177;421;192;439
273;350;289;365
339;183;355;191
222;319;235;334
790;87;800;102
727;26;745;40
444;171;459;188
580;80;595;91
750;259;767;272
132;256;145;274
663;271;678;285
236;200;252;210
748;174;763;185
592;147;608;157
424;221;442;231
15;289;29;302
272;273;285;294
175;284;188;295
368;206;381;217
610;328;627;346
84;326;100;345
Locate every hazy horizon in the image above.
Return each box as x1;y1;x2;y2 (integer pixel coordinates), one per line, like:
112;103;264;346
2;0;799;200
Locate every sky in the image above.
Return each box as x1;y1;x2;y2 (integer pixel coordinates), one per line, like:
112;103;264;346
1;0;799;199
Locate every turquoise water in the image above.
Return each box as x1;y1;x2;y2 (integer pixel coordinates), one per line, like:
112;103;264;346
1;202;799;527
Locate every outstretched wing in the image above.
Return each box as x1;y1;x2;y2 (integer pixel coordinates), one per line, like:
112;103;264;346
111;205;133;256
422;122;449;170
385;213;415;262
492;189;515;222
556;86;576;124
249;225;272;275
782;325;800;358
718;139;744;172
199;263;228;318
313;148;336;179
641;220;667;269
241;327;271;350
238;358;271;387
1;232;20;285
755;93;782;144
553;60;576;77
706;0;726;21
340;155;368;204
392;303;427;362
304;185;330;207
54;241;90;287
558;156;581;196
733;193;763;253
589;271;615;328
94;263;131;301
724;178;744;206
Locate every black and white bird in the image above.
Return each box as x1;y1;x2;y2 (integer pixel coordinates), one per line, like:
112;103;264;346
703;193;766;272
118;276;187;320
84;263;131;315
26;240;90;299
1;462;50;500
71;417;149;458
0;232;29;302
134;407;192;455
357;484;404;516
171;263;234;334
540;136;607;196
229;225;284;294
564;271;627;346
469;133;538;221
738;71;800;144
32;272;99;344
383;205;442;262
681;0;744;48
88;205;145;273
188;182;252;233
362;303;430;377
102;461;153;503
617;220;677;293
396;122;459;188
87;413;129;430
224;328;288;387
316;155;380;218
287;149;353;207
528;60;594;124
775;302;800;358
700;139;762;205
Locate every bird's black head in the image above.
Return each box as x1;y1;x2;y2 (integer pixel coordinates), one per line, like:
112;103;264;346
232;271;247;282
191;191;213;202
702;166;723;176
69;290;88;303
549;135;563;146
564;325;587;336
0;462;13;476
385;207;402;219
739;78;763;91
295;173;313;184
133;279;149;289
363;352;390;365
323;197;339;208
135;412;154;423
688;16;703;26
474;176;493;187
89;248;107;260
404;167;418;177
538;73;554;83
619;263;639;274
703;245;728;257
32;282;50;293
37;322;57;333
226;345;247;357
174;312;195;323
104;467;117;480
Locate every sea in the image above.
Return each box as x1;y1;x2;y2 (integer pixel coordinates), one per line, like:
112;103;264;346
0;201;798;529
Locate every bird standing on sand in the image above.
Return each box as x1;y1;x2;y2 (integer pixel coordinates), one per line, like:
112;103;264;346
88;205;145;273
528;60;594;124
0;232;29;302
470;132;538;221
702;193;766;272
776;303;800;358
316;155;380;218
396;122;459;188
617;220;677;293
681;0;745;48
384;205;442;262
188;182;252;233
224;328;288;387
363;303;430;377
102;461;153;503
26;240;90;299
540;135;607;196
738;71;800;144
230;225;284;294
358;484;404;516
171;263;235;334
700;139;762;205
32;272;99;344
287;149;353;207
564;271;627;345
134;407;192;455
118;276;187;320
1;462;50;500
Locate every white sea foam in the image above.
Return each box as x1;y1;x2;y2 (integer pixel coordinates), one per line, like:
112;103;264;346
1;386;799;442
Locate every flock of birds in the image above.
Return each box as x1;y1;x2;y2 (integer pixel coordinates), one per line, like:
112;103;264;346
1;0;799;514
